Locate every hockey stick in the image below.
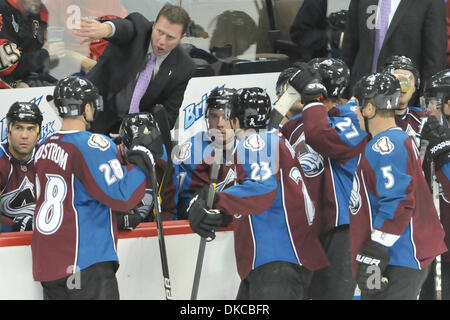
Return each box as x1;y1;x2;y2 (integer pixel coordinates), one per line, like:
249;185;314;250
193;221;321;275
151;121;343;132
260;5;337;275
147;105;174;300
146;146;173;300
268;85;301;129
419;117;442;300
190;148;221;300
431;161;442;300
152;104;174;197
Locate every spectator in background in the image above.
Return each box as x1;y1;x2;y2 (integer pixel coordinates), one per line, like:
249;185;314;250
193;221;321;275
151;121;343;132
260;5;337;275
45;0;127;77
341;0;447;100
0;102;42;232
0;0;56;88
73;4;196;135
289;0;347;60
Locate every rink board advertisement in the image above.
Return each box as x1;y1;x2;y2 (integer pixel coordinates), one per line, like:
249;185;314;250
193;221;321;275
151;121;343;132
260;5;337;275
176;72;280;143
0;222;240;300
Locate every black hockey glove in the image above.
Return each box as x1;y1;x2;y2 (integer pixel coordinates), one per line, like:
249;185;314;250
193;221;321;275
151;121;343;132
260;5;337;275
126;126;164;176
356;242;390;296
116;209;143;230
187;191;232;240
12;215;33;232
421;116;450;170
288;62;327;104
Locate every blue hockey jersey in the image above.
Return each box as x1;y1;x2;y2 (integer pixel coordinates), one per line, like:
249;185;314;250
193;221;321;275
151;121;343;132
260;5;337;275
350;128;446;273
214;130;329;280
302;101;369;227
32;130;148;282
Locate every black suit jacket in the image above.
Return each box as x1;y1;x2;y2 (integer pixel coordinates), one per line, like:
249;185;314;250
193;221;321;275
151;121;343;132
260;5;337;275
87;12;196;134
290;0;329;59
342;0;447;93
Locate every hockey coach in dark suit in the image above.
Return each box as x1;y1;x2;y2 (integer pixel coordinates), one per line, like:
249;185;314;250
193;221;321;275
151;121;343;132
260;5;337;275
75;4;196;134
341;0;447;95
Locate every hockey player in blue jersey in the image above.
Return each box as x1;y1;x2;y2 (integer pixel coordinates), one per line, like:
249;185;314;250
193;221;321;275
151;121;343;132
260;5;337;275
176;87;239;220
286;61;366;299
187;87;329;299
114;112;178;229
349;72;446;300
32;76;163;300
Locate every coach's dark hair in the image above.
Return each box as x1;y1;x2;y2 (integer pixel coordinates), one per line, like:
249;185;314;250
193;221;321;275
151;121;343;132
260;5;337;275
156;4;191;34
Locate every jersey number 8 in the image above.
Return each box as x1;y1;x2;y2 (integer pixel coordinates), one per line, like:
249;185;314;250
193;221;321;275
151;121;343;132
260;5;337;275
35;175;67;235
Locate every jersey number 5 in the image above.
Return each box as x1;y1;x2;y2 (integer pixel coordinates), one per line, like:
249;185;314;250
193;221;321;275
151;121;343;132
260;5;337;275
380;165;395;189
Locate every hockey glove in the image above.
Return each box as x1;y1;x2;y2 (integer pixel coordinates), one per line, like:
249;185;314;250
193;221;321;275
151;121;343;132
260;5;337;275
356;241;390;295
288;62;327;104
187;193;232;240
12;215;33;232
421;116;450;170
116;210;143;230
126;126;164;176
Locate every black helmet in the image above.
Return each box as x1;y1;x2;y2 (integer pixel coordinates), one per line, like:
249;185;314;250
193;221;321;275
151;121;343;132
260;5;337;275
308;58;350;97
423;69;450;105
276;66;299;96
49;76;103;118
382;55;420;89
118;112;160;153
6;101;43;132
232;87;271;129
352;73;401;110
205;87;237;124
327;10;348;30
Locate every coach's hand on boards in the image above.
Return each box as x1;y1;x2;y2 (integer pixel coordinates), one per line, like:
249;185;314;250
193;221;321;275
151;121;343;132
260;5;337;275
288;62;327;104
421;116;450;170
126;125;164;176
187;186;232;241
356;241;390;295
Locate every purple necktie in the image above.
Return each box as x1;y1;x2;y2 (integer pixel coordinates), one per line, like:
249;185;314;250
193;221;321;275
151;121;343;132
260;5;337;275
371;0;391;72
129;53;157;114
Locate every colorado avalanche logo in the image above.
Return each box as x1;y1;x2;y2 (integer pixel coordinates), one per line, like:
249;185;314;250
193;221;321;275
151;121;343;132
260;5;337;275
372;136;394;155
349;175;362;215
244;134;265;151
1;176;35;218
175;141;192;162
88;134;110;151
296;132;324;177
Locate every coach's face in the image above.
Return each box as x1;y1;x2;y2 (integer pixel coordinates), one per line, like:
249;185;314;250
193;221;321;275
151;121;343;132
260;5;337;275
151;15;185;56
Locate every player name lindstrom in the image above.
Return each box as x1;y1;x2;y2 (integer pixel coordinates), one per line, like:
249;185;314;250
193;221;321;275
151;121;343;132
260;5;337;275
35;143;68;171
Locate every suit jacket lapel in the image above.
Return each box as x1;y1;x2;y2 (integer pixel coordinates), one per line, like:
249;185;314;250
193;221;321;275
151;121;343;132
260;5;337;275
383;0;413;47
